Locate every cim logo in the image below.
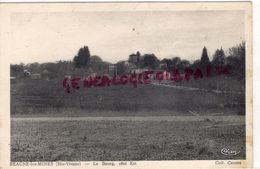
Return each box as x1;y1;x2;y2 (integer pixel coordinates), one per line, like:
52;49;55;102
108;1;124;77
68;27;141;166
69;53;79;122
221;148;240;156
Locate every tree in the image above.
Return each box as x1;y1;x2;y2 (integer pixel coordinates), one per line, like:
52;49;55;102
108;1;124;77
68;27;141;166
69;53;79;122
226;41;245;79
11;63;24;77
161;58;173;70
212;47;225;67
161;58;172;64
141;54;159;69
73;46;91;68
200;46;210;66
179;59;190;71
190;59;201;70
228;41;245;60
90;55;103;64
171;57;181;69
89;55;104;72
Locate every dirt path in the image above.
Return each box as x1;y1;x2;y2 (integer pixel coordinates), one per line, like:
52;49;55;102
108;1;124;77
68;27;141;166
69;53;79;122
151;81;244;95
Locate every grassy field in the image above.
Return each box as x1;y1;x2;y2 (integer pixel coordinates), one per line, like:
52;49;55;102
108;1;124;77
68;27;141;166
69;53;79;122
11;76;245;161
173;75;245;93
11;118;245;161
11;75;245;115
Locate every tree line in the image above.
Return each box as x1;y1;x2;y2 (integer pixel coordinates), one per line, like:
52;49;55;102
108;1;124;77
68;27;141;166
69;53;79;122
11;41;245;80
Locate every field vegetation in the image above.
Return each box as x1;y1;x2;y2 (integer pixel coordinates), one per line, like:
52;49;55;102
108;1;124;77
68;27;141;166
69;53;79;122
11;119;245;161
11;75;244;115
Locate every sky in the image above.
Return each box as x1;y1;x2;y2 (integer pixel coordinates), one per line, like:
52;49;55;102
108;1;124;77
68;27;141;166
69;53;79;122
10;10;245;64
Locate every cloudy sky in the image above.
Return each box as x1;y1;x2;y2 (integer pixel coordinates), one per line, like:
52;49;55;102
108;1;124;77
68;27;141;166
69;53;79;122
10;10;244;64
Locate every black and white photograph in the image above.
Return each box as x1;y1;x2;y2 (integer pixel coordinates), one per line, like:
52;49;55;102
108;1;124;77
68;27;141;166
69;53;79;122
0;2;253;168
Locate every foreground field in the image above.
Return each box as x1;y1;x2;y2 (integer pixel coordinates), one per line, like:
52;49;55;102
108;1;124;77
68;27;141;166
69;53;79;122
11;117;245;161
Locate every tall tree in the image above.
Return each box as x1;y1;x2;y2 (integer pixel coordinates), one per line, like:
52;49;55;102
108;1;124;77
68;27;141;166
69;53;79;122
73;46;91;68
200;46;210;66
212;47;226;67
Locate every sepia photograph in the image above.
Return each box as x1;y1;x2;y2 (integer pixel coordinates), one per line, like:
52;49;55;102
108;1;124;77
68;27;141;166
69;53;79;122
0;2;253;168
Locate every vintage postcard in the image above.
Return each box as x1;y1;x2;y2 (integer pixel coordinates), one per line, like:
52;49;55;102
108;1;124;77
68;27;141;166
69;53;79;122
0;2;252;169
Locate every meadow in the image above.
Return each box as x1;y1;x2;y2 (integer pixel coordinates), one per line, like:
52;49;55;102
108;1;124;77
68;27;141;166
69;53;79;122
10;75;246;161
11;75;245;115
11;118;245;161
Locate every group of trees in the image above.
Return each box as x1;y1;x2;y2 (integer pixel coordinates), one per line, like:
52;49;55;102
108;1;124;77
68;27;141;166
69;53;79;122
11;42;245;80
11;46;108;78
11;61;74;79
122;41;245;78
